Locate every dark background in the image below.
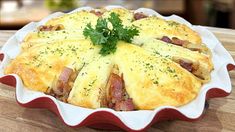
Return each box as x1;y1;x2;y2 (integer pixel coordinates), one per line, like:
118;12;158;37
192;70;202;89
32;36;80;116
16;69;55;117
1;0;235;30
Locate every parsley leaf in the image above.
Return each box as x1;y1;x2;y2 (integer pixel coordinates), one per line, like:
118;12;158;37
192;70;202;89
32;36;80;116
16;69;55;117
83;23;108;45
108;12;122;28
83;12;139;56
117;26;139;43
99;34;118;56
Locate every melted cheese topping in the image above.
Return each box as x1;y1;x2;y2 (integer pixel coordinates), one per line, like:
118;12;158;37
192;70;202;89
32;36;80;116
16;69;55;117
5;40;99;92
114;42;202;109
46;11;99;30
68;56;113;108
132;17;202;45
5;8;213;110
22;29;84;50
140;39;213;82
102;8;134;26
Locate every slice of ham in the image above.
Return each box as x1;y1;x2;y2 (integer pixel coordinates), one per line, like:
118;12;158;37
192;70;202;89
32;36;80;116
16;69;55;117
109;73;124;103
160;36;188;47
38;24;64;31
159;36;210;55
52;67;73;96
114;98;135;111
59;67;73;84
179;59;193;72
171;37;185;46
50;67;77;102
161;36;172;43
90;10;103;17
134;12;148;20
173;57;202;79
107;73;135;111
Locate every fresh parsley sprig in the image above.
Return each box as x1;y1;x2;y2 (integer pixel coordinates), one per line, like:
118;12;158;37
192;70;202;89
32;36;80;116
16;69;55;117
83;12;139;56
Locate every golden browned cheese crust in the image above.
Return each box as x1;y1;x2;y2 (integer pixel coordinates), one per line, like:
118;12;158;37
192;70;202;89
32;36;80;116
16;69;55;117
140;39;213;82
45;11;99;30
102;8;134;26
114;42;202;109
5;40;100;92
132;17;202;45
68;56;113;109
5;8;213;110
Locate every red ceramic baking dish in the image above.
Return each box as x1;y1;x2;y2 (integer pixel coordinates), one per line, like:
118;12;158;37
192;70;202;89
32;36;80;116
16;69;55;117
0;5;234;131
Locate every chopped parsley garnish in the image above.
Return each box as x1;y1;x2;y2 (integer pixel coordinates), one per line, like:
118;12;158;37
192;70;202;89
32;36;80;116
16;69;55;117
83;12;139;56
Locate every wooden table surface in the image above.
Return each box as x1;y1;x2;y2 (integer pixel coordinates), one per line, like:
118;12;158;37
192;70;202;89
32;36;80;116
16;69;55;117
0;28;234;132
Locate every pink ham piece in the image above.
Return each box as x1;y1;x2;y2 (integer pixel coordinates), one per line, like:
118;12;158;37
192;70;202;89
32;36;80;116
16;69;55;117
134;12;148;20
160;36;189;47
114;98;135;111
52;67;73;96
161;36;172;43
160;36;209;54
179;60;193;72
109;73;124;103
171;37;184;46
59;67;73;84
90;10;103;17
107;73;135;111
38;24;64;31
38;25;54;31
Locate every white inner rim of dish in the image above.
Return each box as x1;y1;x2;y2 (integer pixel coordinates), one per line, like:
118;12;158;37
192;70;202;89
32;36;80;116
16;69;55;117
0;5;234;130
